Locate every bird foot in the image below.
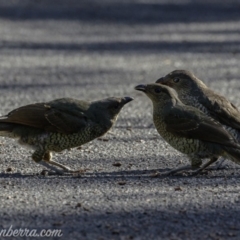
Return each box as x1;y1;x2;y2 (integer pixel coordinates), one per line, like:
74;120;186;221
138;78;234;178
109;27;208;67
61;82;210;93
159;171;174;177
40;167;87;176
154;165;206;177
152;170;185;177
37;161;65;175
156;165;194;177
189;169;202;176
150;171;161;177
40;169;64;176
189;167;215;176
38;161;87;175
213;158;226;170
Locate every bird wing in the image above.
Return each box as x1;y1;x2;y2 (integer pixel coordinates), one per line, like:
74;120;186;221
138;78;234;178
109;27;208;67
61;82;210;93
0;103;51;129
203;88;240;130
44;107;89;134
164;105;238;148
0;100;90;134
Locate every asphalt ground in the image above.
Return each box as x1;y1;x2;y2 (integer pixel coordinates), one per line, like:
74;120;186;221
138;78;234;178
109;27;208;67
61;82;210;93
0;0;240;239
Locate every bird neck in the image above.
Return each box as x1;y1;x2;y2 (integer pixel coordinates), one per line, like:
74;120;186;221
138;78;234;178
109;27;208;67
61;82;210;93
97;114;116;131
181;84;205;102
152;99;176;119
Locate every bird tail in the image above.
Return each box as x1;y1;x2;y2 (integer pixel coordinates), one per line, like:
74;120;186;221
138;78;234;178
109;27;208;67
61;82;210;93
224;146;240;165
0;123;16;137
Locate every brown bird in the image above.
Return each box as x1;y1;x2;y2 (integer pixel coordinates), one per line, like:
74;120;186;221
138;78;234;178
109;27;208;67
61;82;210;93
156;70;240;168
135;83;240;175
156;70;240;141
0;97;133;174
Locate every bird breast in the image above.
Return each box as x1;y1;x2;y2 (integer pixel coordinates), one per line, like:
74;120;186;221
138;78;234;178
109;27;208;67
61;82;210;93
181;96;209;114
153;114;202;155
18;124;107;152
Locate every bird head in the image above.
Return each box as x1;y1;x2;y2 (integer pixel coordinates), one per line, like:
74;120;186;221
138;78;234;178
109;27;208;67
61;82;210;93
103;96;133;114
92;96;133;126
155;70;207;96
135;83;180;107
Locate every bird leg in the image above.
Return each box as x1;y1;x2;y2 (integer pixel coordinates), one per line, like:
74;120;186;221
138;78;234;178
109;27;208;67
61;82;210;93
32;149;83;174
191;156;219;175
37;161;65;175
43;151;86;174
213;157;226;169
32;149;65;174
159;156;202;176
161;165;193;176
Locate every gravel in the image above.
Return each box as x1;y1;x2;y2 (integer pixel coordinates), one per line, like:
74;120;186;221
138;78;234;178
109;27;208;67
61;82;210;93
0;0;240;239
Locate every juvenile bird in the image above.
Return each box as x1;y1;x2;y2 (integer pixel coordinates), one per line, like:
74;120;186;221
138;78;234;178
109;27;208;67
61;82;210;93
0;97;133;174
156;70;240;142
135;83;240;175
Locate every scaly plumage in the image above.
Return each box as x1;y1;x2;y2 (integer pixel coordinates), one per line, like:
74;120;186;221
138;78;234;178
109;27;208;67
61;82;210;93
156;70;240;141
0;97;133;174
135;83;240;175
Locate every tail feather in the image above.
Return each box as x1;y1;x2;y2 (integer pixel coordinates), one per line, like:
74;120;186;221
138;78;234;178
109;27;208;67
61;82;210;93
0;123;15;137
224;146;240;165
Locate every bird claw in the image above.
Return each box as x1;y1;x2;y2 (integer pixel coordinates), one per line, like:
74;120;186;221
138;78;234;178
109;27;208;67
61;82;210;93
158;167;192;177
155;167;202;177
151;170;178;177
38;161;88;175
189;169;201;176
150;171;161;177
189;168;212;176
40;168;87;176
40;169;64;176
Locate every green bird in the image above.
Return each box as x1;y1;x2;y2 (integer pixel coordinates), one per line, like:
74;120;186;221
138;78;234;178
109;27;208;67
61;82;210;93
0;97;133;174
135;83;240;175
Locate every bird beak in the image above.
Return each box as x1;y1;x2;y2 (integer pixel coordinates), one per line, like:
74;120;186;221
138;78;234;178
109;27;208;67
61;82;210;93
122;96;134;104
155;77;166;84
156;77;172;88
134;84;147;92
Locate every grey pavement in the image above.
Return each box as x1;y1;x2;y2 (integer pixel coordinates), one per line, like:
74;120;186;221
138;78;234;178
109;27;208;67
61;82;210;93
0;0;240;239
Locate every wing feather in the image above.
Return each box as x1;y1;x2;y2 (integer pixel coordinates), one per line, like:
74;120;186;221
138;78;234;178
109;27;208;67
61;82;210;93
203;89;240;130
0;99;91;134
165;105;239;148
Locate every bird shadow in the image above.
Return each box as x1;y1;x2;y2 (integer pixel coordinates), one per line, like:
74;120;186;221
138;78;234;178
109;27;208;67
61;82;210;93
0;167;239;180
0;172;37;178
79;167;240;179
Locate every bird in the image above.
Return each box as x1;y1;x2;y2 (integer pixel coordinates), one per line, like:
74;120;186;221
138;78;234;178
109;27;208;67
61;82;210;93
0;96;133;174
134;83;240;175
156;70;240;168
155;70;240;142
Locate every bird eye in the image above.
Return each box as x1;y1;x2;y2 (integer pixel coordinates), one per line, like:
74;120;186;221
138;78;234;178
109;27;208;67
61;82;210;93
154;88;161;93
173;78;180;83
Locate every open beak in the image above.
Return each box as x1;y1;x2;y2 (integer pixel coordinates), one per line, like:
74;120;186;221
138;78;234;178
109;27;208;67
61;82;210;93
134;84;147;92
